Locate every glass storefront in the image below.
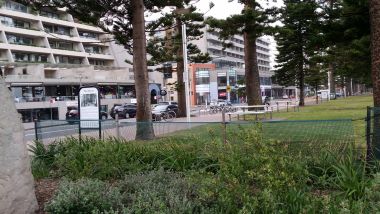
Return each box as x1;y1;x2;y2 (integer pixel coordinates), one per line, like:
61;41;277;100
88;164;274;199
18;108;59;123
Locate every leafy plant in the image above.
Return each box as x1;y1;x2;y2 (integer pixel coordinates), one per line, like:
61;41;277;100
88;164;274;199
332;157;370;200
45;178;124;213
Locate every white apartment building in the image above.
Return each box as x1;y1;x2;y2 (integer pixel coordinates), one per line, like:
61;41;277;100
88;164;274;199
190;26;275;103
0;0;163;122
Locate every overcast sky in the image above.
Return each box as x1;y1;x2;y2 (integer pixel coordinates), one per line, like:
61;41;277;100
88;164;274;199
194;0;244;19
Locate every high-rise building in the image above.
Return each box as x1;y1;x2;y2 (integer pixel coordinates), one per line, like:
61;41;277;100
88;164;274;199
189;26;274;104
0;0;163;122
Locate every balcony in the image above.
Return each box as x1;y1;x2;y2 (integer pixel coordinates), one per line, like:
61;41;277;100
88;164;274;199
9;42;45;48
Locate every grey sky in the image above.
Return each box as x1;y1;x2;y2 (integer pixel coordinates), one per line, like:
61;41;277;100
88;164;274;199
194;0;243;19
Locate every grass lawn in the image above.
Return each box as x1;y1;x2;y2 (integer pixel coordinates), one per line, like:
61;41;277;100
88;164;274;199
271;95;373;144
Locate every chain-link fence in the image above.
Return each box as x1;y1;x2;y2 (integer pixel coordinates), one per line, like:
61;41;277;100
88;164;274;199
367;107;380;160
33;119;355;155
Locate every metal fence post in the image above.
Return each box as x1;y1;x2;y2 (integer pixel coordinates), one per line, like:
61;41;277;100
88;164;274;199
34;119;39;141
222;108;227;144
115;114;120;139
366;106;373;162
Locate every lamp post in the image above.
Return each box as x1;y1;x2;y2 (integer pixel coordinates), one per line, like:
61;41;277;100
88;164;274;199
226;69;230;102
182;23;191;123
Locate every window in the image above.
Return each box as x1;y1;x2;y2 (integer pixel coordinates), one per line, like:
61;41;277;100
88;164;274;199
7;34;33;46
5;1;27;13
55;55;82;64
40;10;60;19
84;46;103;54
13;52;48;62
89;59;105;66
195;70;210;85
0;16;30;29
78;31;98;39
49;41;74;50
44;24;71;36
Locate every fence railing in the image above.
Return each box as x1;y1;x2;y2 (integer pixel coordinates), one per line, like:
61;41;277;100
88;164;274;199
367;106;380;160
32;119;355;154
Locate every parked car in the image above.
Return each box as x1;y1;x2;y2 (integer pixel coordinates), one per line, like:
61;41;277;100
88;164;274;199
210;99;231;107
158;101;178;106
65;106;108;123
151;104;178;119
110;104;137;119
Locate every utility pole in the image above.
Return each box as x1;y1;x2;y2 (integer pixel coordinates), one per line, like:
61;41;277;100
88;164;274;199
182;23;191;123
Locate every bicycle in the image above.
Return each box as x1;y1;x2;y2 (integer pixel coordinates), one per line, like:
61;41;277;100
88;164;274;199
160;111;176;122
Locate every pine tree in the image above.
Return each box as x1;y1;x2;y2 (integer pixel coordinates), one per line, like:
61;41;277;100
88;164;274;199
369;0;380;159
146;1;211;117
206;0;272;106
274;0;321;106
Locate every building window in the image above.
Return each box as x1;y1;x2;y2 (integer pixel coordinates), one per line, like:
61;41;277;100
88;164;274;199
49;41;74;50
44;24;71;36
40;10;60;19
7;34;33;46
195;70;210;85
78;31;98;39
5;1;28;13
55;55;82;64
89;59;105;66
84;45;103;54
13;52;48;62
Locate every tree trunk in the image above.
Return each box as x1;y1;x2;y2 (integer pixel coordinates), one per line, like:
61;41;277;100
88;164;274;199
0;77;38;213
176;16;187;117
299;70;305;106
315;84;319;104
132;0;154;140
329;64;336;95
244;33;262;105
328;0;336;97
370;0;380;159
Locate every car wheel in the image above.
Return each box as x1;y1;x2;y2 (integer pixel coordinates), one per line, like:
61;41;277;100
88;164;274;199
101;115;107;120
125;113;130;119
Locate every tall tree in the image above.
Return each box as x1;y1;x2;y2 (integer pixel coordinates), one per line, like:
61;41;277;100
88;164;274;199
207;0;271;106
146;2;211;117
274;0;321;106
19;0;171;140
369;0;380;159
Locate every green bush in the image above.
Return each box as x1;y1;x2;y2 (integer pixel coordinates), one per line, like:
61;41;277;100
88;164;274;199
46;170;212;213
45;178;124;213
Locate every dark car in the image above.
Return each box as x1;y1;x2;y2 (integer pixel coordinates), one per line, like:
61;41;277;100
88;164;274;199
110;104;137;119
66;106;108;123
151;104;178;119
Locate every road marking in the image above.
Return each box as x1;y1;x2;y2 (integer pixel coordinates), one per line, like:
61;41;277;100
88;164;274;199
24;128;79;137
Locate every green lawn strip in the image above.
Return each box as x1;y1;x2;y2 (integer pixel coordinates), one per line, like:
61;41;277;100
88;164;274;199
243;95;372;144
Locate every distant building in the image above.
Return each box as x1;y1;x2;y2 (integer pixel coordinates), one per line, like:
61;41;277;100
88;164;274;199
0;0;163;122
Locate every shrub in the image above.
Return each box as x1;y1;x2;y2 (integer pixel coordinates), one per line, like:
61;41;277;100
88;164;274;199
45;178;124;213
119;169;209;213
46;170;211;213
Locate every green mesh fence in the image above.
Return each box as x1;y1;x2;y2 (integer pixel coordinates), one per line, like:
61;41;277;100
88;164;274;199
33;119;355;152
368;107;380;159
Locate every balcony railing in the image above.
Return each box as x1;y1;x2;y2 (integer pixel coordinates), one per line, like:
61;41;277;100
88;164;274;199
9;42;45;48
3;23;40;31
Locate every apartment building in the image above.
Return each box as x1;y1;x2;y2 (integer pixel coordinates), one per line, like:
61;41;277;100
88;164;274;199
189;27;275;105
0;0;162;122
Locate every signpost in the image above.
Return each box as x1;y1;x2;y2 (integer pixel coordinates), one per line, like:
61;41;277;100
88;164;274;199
78;86;101;139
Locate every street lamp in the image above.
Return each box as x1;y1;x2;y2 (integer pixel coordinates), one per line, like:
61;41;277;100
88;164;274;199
182;23;191;123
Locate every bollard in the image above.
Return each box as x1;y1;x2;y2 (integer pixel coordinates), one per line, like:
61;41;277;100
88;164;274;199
222;108;227;144
115;113;120;139
34;119;39;141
